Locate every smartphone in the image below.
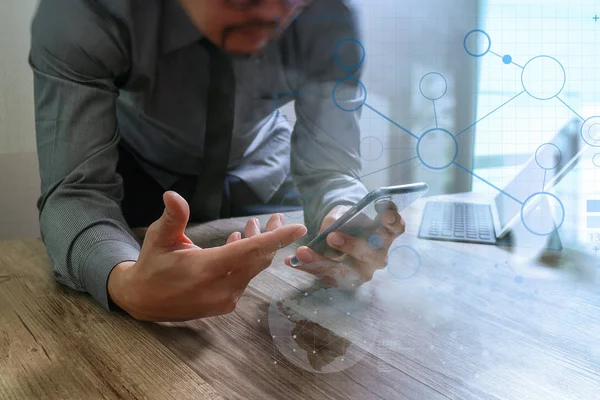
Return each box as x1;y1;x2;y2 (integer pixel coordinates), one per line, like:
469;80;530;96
290;182;429;266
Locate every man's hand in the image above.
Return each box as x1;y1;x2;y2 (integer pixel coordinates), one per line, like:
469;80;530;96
285;203;405;287
108;191;307;322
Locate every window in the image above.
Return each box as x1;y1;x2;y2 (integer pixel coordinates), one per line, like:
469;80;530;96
472;0;600;245
473;0;600;192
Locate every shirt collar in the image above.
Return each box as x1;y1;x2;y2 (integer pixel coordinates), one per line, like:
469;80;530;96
161;0;204;54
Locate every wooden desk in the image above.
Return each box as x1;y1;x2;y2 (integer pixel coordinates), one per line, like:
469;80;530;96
1;197;599;399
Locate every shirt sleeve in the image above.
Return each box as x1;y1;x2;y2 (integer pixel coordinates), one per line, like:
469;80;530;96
291;0;369;236
30;0;141;311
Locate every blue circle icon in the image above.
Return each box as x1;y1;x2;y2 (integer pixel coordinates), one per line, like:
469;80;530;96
514;276;524;284
581;117;600;147
332;78;367;112
520;192;565;236
387;246;420;280
464;29;491;57
590;124;600;141
419;72;448;101
521;55;566;100
334;38;366;71
534;143;562;170
502;55;513;64
417;128;459;170
368;234;384;250
593;153;600;167
360;136;384;161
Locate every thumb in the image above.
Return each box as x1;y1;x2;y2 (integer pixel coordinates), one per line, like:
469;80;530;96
148;191;190;248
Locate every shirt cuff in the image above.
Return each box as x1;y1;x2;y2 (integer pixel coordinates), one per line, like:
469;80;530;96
80;240;140;312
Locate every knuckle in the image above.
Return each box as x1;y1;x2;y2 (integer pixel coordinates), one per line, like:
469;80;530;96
376;257;388;270
225;298;238;313
399;217;407;230
356;248;371;263
245;242;262;259
145;222;160;239
246;242;272;266
361;269;375;282
217;293;238;314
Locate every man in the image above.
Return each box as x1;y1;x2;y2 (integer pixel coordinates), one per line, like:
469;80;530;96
30;0;405;322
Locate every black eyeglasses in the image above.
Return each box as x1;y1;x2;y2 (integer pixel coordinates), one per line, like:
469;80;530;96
224;0;311;11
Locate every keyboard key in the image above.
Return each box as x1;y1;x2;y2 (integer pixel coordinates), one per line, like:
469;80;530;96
423;202;495;242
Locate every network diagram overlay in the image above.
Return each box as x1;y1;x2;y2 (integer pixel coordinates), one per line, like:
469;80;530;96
260;29;600;374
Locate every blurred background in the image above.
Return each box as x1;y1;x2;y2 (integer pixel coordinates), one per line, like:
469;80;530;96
1;0;599;255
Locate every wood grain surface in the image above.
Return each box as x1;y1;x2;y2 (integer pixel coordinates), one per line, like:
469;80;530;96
1;197;599;399
0;240;221;400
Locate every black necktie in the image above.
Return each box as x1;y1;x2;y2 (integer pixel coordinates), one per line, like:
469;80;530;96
190;39;236;222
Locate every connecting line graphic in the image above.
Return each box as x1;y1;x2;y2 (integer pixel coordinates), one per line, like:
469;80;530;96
329;31;597;236
364;103;419;140
489;50;524;68
269;29;600;374
389;161;422;186
292;156;419;208
543;170;547;192
453;162;524;205
455;91;525;138
556;96;585;121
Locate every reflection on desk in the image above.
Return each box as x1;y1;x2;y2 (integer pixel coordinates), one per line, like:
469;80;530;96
0;196;599;399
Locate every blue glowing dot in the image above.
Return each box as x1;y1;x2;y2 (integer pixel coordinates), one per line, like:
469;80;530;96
502;55;512;65
514;276;524;284
368;234;384;250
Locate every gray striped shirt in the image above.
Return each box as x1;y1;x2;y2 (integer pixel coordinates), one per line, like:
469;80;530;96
29;0;368;310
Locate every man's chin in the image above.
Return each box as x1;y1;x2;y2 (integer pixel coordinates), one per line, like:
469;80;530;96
226;46;264;57
225;42;267;57
224;36;274;57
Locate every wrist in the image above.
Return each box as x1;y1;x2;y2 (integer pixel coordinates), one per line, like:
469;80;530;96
107;261;136;313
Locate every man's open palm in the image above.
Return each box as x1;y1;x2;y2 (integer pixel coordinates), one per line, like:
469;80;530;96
108;191;307;322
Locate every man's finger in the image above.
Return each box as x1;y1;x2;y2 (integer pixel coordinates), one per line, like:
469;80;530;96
200;224;308;279
284;249;343;277
375;199;397;214
326;232;383;264
319;205;351;232
284;253;363;289
146;191;192;248
226;232;242;244
266;213;284;232
293;246;330;264
244;218;261;238
287;259;338;277
380;211;405;236
373;227;397;248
